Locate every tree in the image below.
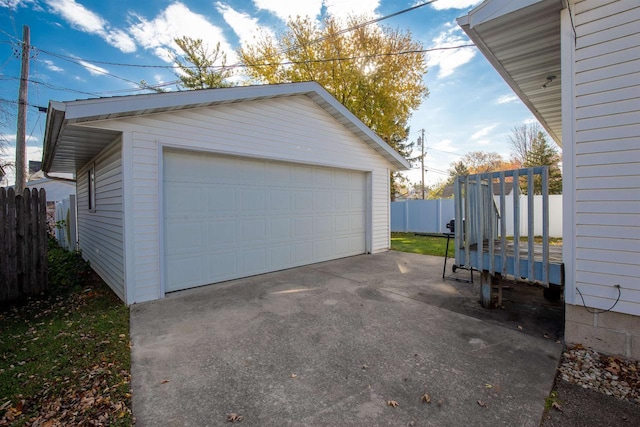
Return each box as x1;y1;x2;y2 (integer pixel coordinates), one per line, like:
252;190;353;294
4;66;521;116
459;151;506;174
238;15;428;196
509;122;542;166
521;132;562;194
508;123;562;194
173;37;233;89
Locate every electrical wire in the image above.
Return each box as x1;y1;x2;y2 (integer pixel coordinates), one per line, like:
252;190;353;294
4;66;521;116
576;285;621;314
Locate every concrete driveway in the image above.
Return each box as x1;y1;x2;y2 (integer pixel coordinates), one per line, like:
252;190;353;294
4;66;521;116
130;251;563;426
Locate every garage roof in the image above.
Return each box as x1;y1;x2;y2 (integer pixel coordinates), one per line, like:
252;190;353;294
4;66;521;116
42;81;411;174
457;0;564;146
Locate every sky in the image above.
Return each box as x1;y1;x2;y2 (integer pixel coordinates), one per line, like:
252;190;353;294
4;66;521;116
0;0;543;188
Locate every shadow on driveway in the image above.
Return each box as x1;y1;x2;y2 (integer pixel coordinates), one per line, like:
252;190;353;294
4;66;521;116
131;251;563;426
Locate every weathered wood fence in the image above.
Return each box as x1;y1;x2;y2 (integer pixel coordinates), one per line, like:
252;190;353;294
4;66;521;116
0;187;48;303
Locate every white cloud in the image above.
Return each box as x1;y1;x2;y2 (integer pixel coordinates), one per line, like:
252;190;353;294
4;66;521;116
0;0;33;9
471;124;497;140
44;0;136;52
496;94;517;104
253;0;322;21
431;138;459;152
425;24;476;79
323;0;380;18
42;59;64;72
129;2;235;64
523;117;539;125
0;144;43;186
216;2;274;49
77;59;109;76
429;0;482;10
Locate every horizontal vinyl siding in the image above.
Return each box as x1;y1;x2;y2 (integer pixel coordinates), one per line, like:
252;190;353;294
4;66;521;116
76;137;125;301
91;95;394;301
572;0;640;316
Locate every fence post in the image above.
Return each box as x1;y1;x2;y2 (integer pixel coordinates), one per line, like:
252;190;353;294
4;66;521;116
69;194;77;251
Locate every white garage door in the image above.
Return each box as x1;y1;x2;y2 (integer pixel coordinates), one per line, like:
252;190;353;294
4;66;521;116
163;150;367;292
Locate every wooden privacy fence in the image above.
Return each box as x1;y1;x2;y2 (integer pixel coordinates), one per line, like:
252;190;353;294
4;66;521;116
0;187;48;303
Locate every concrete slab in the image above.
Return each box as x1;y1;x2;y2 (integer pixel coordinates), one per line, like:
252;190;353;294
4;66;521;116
131;251;563;426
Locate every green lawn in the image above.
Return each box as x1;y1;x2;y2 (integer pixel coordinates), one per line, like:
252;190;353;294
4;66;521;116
391;232;455;258
0;239;132;426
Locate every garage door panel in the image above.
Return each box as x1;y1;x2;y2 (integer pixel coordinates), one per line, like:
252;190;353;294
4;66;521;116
268;191;291;211
166;255;205;290
206;252;237;282
268;245;292;269
314;239;333;260
205;188;237;214
164;150;366;292
315;216;333;234
206;220;237;246
241;189;266;212
242;248;267;273
240;219;267;242
269;218;291;239
165;182;203;215
293;217;313;237
165;222;203;254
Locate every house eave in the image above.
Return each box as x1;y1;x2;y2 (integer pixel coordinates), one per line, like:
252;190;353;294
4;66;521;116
457;0;565;147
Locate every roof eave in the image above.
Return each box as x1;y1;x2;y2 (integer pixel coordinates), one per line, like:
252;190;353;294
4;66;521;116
457;0;564;146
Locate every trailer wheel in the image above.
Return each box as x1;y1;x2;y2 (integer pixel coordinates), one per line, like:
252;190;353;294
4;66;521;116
544;285;563;301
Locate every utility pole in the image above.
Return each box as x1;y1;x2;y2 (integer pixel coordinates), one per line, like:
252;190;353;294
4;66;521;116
15;25;30;193
420;128;426;199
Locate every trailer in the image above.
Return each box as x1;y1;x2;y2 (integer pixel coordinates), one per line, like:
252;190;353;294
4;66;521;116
451;167;564;308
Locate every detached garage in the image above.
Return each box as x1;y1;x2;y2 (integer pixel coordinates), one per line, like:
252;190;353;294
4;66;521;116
42;82;410;304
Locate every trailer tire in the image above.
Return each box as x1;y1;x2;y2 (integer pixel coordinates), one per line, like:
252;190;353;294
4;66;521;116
544;285;563;301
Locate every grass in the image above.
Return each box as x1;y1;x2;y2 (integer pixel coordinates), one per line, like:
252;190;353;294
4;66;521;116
0;238;131;426
391;232;455;258
506;236;563;245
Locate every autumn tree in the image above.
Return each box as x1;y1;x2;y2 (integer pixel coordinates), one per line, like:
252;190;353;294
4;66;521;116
173;37;233;89
238;15;428;197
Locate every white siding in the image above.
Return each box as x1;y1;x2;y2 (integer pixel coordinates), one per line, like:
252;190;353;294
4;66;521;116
76;137;125;300
571;0;640;315
89;95;393;303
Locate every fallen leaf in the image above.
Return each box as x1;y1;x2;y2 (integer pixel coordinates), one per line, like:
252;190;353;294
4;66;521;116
387;400;399;408
362;364;369;370
477;400;487;408
552;402;562;412
421;393;431;404
290;373;297;379
517;325;523;330
227;412;244;422
161;379;170;384
0;401;11;411
484;383;493;389
543;333;550;339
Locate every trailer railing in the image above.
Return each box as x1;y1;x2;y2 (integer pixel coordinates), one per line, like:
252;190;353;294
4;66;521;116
453;166;556;292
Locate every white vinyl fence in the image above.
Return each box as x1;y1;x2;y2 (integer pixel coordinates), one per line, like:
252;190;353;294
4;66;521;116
391;199;455;234
391;195;562;237
54;195;77;251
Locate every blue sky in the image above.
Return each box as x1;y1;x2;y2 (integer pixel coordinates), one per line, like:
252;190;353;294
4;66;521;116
0;0;540;187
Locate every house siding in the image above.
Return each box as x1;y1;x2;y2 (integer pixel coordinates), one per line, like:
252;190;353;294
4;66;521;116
564;0;640;357
90;95;393;304
572;0;640;313
76;137;125;301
